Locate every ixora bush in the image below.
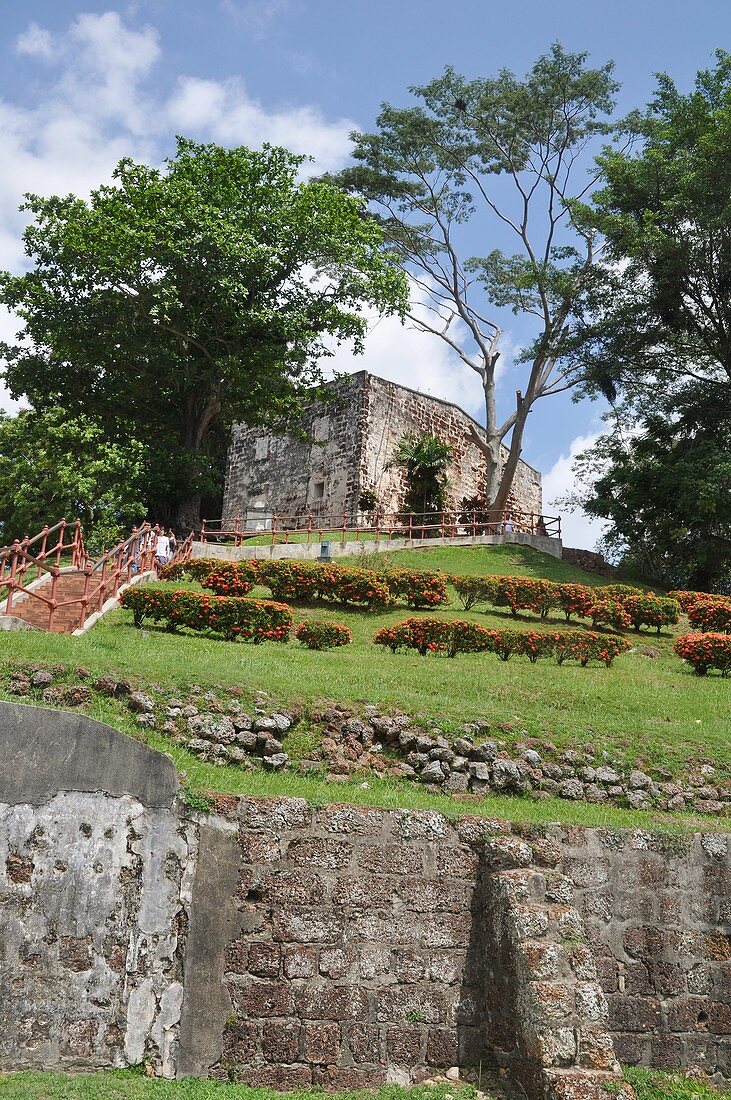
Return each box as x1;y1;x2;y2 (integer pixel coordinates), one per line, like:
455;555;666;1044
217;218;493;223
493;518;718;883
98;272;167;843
295;619;352;650
552;630;630;667
256;560;321;602
555;583;594;621
686;596;731;633
202;561;257;597
120;584;177;628
452;575;498;610
158;557;220;583
374;619;630;666
674;632;731;676
622;593;680;633
667;589;711;611
120;586;292;642
318;566;391;609
374;617;495;657
587;597;632;631
383;567;448;608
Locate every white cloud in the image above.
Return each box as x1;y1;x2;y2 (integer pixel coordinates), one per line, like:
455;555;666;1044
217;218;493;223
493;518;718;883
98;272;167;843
220;0;295;36
542;431;608;550
167;76;354;172
15;23;56;61
324;282;486;420
0;10;357;407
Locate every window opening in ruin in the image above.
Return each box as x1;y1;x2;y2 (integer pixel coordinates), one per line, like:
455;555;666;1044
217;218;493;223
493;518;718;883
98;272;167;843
313;481;325;500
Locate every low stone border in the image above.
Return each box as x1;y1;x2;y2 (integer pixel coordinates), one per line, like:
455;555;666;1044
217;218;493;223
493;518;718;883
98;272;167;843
3;663;728;817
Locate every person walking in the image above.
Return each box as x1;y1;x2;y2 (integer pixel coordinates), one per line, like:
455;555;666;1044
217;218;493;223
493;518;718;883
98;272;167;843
155;526;171;566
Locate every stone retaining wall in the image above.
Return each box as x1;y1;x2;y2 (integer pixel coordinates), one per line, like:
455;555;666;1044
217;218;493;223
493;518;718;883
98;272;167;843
560;825;731;1083
1;704;728;1094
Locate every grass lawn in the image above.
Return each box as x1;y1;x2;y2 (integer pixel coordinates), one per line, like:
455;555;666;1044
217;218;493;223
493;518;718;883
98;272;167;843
1;1069;727;1100
0;543;727;829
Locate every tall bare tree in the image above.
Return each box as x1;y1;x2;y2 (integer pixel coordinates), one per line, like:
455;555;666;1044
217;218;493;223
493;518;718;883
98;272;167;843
330;44;618;510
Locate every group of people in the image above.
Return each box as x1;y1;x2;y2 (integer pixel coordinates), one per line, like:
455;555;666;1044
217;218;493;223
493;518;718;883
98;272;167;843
153;525;177;566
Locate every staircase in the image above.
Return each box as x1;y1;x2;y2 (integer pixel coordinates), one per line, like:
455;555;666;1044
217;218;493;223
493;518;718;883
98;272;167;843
0;521;194;635
7;572;96;634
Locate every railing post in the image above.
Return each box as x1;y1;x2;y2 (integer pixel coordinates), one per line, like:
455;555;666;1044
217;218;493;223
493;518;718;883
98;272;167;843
6;541;21;616
78;569;92;630
341;513;347;546
306;515;312;544
234;514;241;547
47;571;58;631
200;519;207;543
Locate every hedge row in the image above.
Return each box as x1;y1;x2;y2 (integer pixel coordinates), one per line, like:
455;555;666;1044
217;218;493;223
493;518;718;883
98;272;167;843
451;575;679;633
374;618;629;666
120;585;292;643
182;558;450;610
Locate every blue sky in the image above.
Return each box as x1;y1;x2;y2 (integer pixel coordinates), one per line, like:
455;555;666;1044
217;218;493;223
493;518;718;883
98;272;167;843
0;0;729;544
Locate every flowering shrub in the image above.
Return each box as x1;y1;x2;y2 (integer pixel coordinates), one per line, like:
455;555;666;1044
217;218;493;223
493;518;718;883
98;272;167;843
555;583;594;621
374;617;495;657
256;560;321;602
451;575;498;610
120;584;177;628
120;585;292;642
481;576;560;618
588;598;632;631
384;567;449;608
295;620;352;650
553;630;629;667
622;593;680;633
169;592;292;642
202;562;256;597
667;589;709;611
594;583;644;601
158;558;221;583
318;566;391;609
674;632;731;676
687;597;731;633
374;620;629;666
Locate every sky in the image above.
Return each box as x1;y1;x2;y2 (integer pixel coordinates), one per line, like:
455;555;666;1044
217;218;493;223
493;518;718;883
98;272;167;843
0;0;729;546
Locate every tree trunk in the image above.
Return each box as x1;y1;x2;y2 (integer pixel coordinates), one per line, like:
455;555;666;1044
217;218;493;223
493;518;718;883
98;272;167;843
492;400;531;515
173;493;202;534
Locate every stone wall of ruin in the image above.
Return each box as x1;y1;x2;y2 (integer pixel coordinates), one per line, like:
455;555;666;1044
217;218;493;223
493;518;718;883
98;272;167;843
223;372;543;526
359;374;542;519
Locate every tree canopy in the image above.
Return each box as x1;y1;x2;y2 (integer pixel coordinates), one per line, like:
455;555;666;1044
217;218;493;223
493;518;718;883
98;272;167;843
0;138;407;528
567;52;731;586
328;43;618;510
0;408;146;555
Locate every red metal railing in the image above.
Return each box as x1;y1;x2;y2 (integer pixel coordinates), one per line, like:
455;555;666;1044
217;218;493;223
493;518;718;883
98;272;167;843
198;508;561;546
0;520;192;632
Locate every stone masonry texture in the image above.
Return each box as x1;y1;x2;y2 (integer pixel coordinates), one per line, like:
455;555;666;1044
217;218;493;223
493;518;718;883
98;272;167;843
1;705;729;1095
223;372;542;524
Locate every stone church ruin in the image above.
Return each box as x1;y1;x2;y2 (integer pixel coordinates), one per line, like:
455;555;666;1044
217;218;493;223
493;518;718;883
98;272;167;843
223;372;543;528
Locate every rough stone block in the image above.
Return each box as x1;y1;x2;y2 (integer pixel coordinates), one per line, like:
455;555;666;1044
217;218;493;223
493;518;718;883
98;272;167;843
234;981;293;1018
247;942;281;979
295;983;369;1021
303;1021;341;1064
262;1020;301;1062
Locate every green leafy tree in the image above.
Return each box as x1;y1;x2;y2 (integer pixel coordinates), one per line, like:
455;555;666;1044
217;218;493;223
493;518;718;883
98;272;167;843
565;53;731;589
564;389;731;590
0;138;407;529
329;44;617;510
577;51;731;405
392;433;452;518
0;409;147;554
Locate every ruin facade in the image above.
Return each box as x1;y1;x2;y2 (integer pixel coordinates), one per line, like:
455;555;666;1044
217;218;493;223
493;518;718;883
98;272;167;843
223;372;542;525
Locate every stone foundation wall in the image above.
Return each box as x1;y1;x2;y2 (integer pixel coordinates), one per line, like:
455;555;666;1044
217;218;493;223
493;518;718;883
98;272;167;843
1;705;729;1095
560;826;731;1084
0;706;195;1077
